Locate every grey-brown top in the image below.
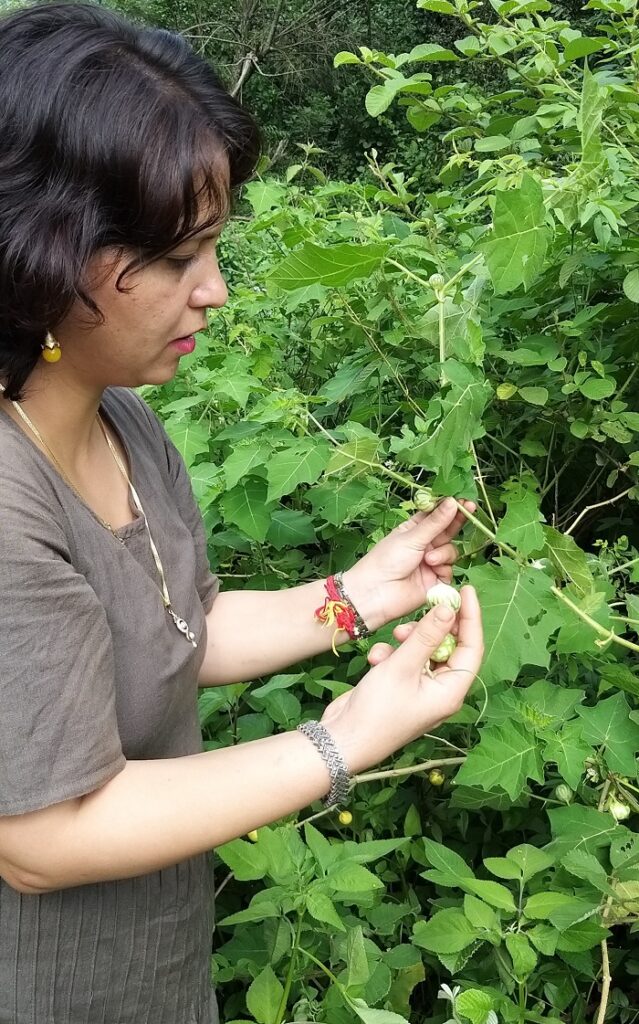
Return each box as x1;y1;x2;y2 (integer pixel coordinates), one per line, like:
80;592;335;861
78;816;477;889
0;386;220;1023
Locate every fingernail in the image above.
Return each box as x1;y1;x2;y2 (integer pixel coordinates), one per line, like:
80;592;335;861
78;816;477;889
441;497;456;512
425;551;438;563
435;606;454;621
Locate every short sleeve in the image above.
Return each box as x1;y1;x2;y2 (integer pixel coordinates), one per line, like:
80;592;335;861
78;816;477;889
128;393;219;614
0;477;125;815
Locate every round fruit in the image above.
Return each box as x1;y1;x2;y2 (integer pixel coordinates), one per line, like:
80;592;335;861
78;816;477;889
608;797;631;821
428;273;445;288
247;830;259;842
414;487;438;513
338;810;353;825
430;633;457;663
554;784;574;805
426;582;461;612
428;769;445;786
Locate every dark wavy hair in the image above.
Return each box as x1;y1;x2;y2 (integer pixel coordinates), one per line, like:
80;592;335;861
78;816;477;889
0;1;261;400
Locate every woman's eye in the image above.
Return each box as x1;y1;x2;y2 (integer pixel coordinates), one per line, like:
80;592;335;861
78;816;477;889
166;254;199;270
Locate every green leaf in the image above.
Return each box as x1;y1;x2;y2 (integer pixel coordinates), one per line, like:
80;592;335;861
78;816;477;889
543;719;593;789
304;823;339;874
164;417;209;468
523;891;580;920
326;862;385;894
218;901;281;926
542;526;594;597
334;50;361;66
576;693;639;775
578;64;606;175
413;908;479;954
400;373;491;477
475;135;511;152
456;989;495;1023
599;662;639;698
418;0;457;8
308;478;370;525
244;180;287;217
548;805;622;856
266;439;331;502
561;849;614;894
269;242;388;291
366;81;406;117
347;926;371;987
220;478;274;543
555;920;610;952
350;1000;410;1024
266;509;316;549
455;721;544;799
222;441;271;490
623;268;639;303
505;933;538;978
579;377;616;400
518;385;549;406
216;838;268;881
484;857;521;880
325;434;380;476
463;894;500;931
506;843;555;882
408;42;458;61
495;480;546;556
464;558;559;688
460;878;516;911
246;965;284;1024
563;36;608;61
481;174;551;294
421;838;475;880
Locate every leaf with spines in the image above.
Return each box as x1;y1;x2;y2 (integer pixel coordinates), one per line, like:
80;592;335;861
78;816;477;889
576;693;639;775
480;174;551;294
542;526;594;596
495;479;546;556
269;242;389;291
220;478;275;543
455;721;544;799
266;439;331;502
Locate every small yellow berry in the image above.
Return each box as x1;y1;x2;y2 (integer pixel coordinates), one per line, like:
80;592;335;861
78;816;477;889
247;830;259;842
428;769;446;786
338;810;353;825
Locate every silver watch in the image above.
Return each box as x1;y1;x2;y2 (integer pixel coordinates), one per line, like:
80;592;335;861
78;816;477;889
297;720;352;808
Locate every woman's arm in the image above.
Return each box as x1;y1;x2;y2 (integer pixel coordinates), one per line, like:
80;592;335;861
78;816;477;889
197;573;380;686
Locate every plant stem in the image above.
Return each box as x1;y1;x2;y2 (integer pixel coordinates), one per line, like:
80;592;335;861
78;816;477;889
607;554;639;576
352;755;465;786
274;912;304;1024
564;487;632;537
595;897;614;1024
551;585;639;655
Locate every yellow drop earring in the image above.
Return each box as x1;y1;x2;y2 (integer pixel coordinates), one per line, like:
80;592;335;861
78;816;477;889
41;332;61;363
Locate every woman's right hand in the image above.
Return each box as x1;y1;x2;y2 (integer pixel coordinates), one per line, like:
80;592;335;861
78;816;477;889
320;585;483;775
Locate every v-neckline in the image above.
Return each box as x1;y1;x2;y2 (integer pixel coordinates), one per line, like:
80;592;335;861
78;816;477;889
0;390;145;541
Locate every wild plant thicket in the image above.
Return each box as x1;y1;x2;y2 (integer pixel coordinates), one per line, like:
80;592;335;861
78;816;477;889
145;0;639;1019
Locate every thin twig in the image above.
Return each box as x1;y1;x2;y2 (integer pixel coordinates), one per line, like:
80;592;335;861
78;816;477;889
565;488;632;537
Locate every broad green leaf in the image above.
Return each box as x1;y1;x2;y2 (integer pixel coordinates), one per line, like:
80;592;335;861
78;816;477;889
460;878;516;911
579;377;616;400
481;174;551;294
350;1000;410;1024
578;64;606;175
456;989;495;1023
623;269;639;303
576;693;639;775
266;509;316;549
464;558;559;687
341;838;411;864
528;923;558;955
543;719;593;789
269;242;388;291
475;135;511;152
542;526;594;596
222;441;271;489
562;849;614;894
505;933;538;977
366;80;406;117
484;857;521;880
216;838;268;881
506;843;554;882
218;901;281;926
246;965;284;1024
456;721;544;799
563;36;608;61
554;586;613;654
347;926;371;987
308;478;370;525
518;386;549;406
495;480;546;556
418;0;457;9
220;478;274;542
399;374;491;477
304;823;339;874
548;805;622;856
320;362;379;405
326;862;385;894
334;50;361;66
325;435;380;477
422;839;475;880
408;42;458;61
244;180;287;217
523;891;580;921
463;894;499;931
555;920;610;951
266;439;331;502
599;662;639;698
210;370;261;408
413;908;478;953
165;417;209;468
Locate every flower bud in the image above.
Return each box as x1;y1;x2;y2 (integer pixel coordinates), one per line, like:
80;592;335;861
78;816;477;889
430;633;457;663
554;784;573;805
428;273;445;288
428;769;446;786
414;487;438;512
608;797;631;822
426;582;461;612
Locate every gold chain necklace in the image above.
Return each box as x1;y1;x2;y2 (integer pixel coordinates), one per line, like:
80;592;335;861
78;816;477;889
1;387;198;648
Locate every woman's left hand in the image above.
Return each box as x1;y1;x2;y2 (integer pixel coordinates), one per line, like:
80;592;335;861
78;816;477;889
342;496;476;632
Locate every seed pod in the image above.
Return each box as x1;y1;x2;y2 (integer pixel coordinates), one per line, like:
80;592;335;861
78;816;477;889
426;582;461;612
414;487;438;513
608;797;631;822
338;810;353;825
428;768;445;786
554;784;574;805
430;633;457;663
428;273;445;288
247;830;259;842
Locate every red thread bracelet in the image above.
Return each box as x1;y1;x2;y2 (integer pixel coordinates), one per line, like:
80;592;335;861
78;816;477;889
314;575;358;655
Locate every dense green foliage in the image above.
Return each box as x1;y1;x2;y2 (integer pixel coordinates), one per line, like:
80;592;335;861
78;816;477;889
141;0;639;1019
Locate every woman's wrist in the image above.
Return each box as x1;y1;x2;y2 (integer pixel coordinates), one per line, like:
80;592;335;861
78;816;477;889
339;566;386;633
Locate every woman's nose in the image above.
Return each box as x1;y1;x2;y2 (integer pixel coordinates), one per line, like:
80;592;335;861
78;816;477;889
190;254;228;310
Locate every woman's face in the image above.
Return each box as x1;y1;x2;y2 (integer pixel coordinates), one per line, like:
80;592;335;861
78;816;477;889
53;216;229;392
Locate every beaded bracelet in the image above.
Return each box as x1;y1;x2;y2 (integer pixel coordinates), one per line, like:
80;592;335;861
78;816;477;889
314;572;372;655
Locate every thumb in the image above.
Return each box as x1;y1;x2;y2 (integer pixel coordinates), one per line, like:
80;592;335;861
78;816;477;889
403;497;457;546
389;603;456;674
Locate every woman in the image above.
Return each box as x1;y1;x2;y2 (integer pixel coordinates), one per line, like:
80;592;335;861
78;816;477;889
0;3;484;1022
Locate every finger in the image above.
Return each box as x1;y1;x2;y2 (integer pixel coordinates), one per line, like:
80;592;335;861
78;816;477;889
434;564;453;584
428;499;476;547
424;542;458;567
389;603;457;674
392;621;418;642
402;498;459;548
436;585;483;698
367;642;395;665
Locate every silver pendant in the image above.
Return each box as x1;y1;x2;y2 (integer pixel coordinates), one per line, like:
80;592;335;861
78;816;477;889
167;607;198;648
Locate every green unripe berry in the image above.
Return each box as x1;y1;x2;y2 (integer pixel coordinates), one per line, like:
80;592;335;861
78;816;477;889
430;633;457;663
428;768;446;786
554;784;574;805
247;830;259;842
414;487;438;512
608;797;631;821
426;583;461;612
428;273;445;289
338;810;353;825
